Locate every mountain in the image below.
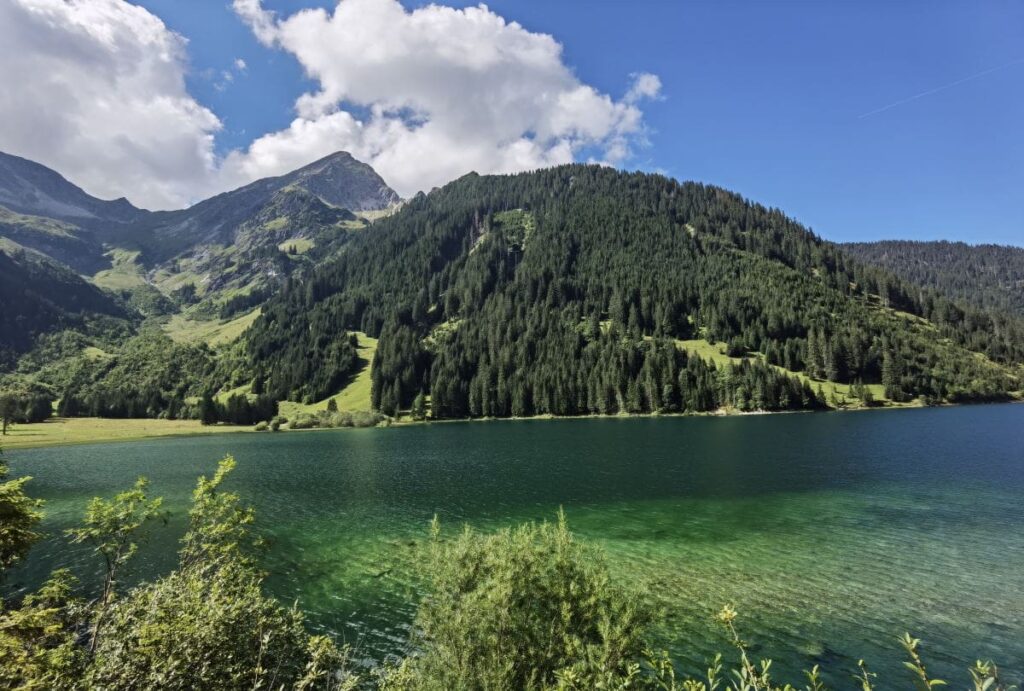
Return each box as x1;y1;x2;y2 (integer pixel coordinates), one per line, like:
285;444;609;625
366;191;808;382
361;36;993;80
131;151;400;263
3;158;1022;423
0;151;151;273
0;150;402;414
0;151;145;223
0;150;401;314
244;166;1023;417
0;205;108;274
0;247;131;368
0;150;399;266
844;240;1024;318
273;151;401;212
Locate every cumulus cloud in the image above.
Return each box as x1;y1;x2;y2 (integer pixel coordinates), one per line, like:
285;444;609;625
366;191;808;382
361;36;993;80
626;73;663;104
223;0;661;196
0;0;221;209
0;0;661;208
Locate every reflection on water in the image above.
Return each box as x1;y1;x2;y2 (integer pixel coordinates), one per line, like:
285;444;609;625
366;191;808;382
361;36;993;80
6;404;1024;682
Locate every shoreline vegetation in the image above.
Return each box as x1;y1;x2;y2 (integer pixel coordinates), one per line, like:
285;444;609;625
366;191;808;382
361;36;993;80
3;394;1021;450
0;454;1013;689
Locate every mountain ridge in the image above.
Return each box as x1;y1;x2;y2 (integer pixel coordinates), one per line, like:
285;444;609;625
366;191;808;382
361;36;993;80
2;155;1022;425
0;149;401;307
0;151;145;223
844;240;1024;318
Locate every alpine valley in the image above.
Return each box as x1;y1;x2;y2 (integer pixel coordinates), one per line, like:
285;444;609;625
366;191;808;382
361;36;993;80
1;150;1022;430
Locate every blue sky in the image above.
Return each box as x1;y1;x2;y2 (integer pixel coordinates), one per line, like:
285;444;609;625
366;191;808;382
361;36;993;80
10;1;1024;245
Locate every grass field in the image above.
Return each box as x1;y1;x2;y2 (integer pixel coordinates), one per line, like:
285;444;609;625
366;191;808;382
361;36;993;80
0;417;251;450
278;237;314;254
356;207;399;222
278;332;378;418
164;308;261;347
675;338;892;408
91;249;147;290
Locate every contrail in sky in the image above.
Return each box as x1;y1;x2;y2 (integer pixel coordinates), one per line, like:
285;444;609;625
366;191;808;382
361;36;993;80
858;57;1024;119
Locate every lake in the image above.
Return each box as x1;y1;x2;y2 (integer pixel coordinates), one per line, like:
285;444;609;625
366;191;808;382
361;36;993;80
5;404;1024;683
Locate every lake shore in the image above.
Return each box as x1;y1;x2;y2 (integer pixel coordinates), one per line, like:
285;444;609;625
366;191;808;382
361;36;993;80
0;416;253;450
9;396;1022;450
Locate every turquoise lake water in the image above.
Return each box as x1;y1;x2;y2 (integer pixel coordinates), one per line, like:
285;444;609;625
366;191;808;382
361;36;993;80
5;404;1024;683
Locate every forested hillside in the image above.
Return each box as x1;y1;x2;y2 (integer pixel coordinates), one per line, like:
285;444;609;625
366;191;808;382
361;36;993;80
4;156;1023;425
0;248;132;369
844;240;1024;317
0;151;400;424
245;165;1023;418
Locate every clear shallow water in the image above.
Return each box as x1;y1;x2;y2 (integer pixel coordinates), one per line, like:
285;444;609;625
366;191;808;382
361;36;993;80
5;404;1024;683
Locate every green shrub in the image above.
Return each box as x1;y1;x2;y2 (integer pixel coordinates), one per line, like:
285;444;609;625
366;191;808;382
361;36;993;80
382;513;649;690
87;560;352;690
0;457;357;691
289;414;320;430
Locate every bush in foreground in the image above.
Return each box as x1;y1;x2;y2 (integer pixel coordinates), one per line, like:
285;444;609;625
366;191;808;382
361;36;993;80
380;513;649;689
0;455;356;690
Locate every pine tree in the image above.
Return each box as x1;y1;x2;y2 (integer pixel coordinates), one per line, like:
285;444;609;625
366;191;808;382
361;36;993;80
199;393;219;426
411;391;427;420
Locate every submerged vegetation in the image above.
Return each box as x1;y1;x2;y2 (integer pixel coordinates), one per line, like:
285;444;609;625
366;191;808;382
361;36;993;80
0;451;1013;690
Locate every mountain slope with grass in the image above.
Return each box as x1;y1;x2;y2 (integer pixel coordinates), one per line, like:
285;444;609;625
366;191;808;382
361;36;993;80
0;150;400;308
4;157;1022;425
0;150;145;224
0;152;401;424
128;151;399;264
844;240;1024;318
0;248;133;369
243;165;1023;417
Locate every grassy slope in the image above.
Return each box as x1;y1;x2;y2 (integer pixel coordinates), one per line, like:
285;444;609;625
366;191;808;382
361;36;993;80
164;308;261;347
0;417;251;450
675;338;895;409
91;249;147;290
278;332;378;418
277;237;315;254
0;206;79;237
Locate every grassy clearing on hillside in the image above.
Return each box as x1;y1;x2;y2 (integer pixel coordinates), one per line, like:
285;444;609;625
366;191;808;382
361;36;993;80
356;208;398;222
262;216;289;232
277;237;314;254
675;338;893;408
0;417;250;449
82;346;111;361
151;268;202;296
164;308;261;347
0;206;79;237
278;332;378;418
91;249;147;290
215;383;252;404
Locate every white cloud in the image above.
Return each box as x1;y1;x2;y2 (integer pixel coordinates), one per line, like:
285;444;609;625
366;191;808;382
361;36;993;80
0;0;221;209
626;73;663;104
225;0;661;196
0;0;661;208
